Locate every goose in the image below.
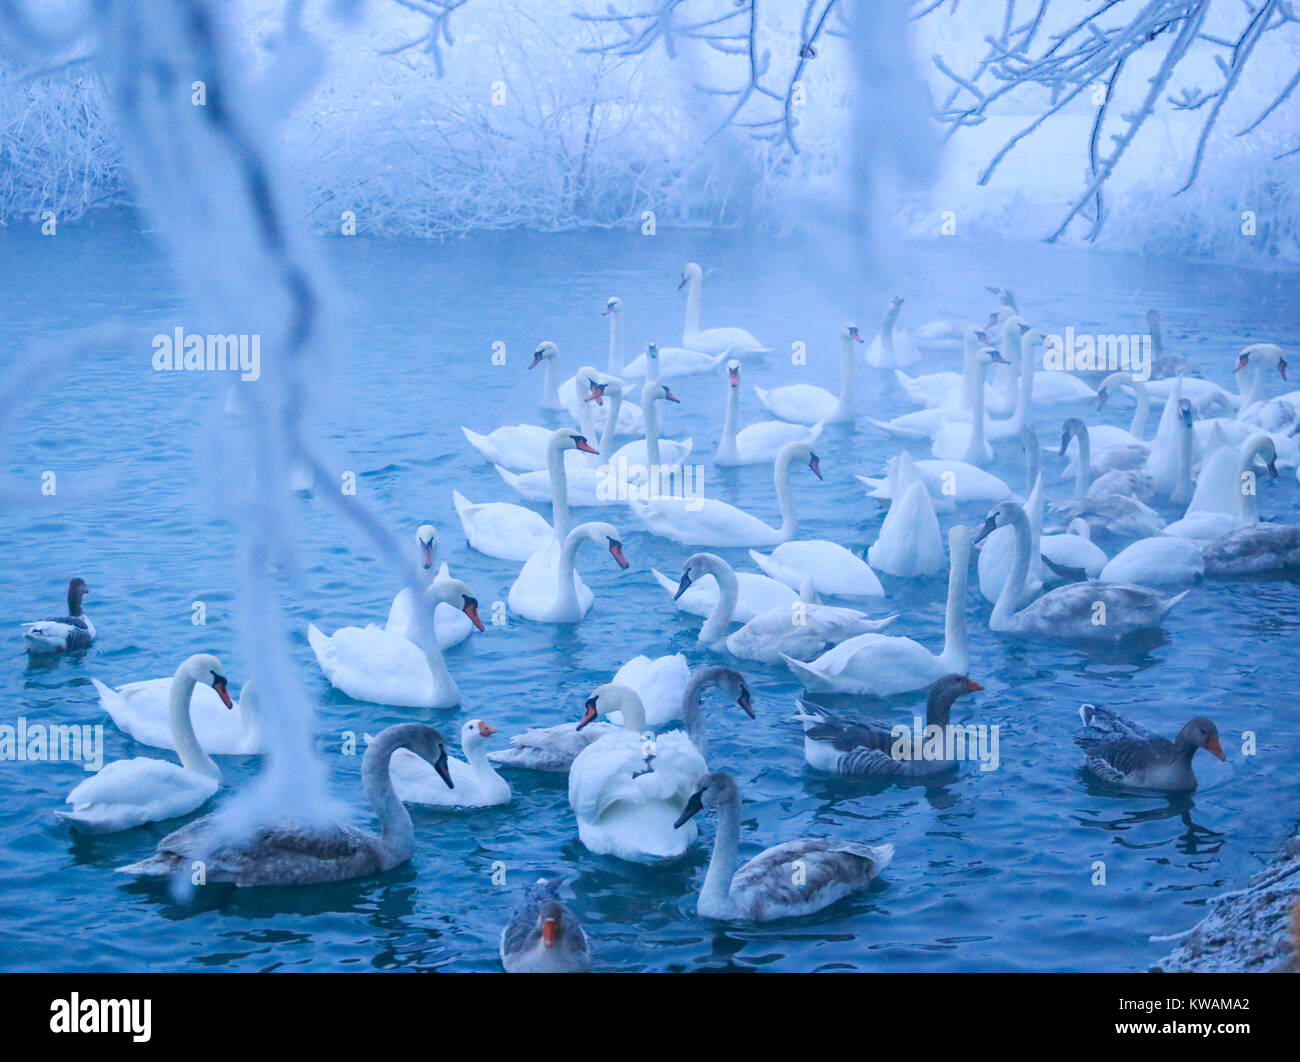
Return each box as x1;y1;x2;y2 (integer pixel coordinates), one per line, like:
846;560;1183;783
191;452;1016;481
857;453;1012;510
794;674;984;780
23;578;94;654
678;262;769;355
1075;704;1224;791
308;578;484;708
119;723;453;885
929;346;1010;465
1054;419;1165;538
863;296;919;367
890;326;990;410
453;428;599;561
754;323;861;425
59;654;232;833
486;658;729;773
1040;517;1108;580
380;718;509;808
674;771;894;922
1145;309;1201;380
652;558;797;622
531;340;565;412
507;522;629;623
501;877;591;973
974;501;1187;641
1100;537;1204;586
1163;432;1278;540
674;553;895;663
623;339;726;378
1202;523;1300;577
629;439;820;547
715;360;823;466
748;540;884;599
567;682;744;864
93;674;265;756
784;525;971;696
590;377;693;470
384;526;477;649
868;452;944;577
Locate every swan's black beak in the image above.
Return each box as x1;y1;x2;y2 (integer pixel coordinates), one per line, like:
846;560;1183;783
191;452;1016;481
529;351;544;369
674;571;693;600
809;454;822;480
1058;432;1071;458
211;673;234;709
973;515;998;545
988;348;1010;364
1096;389;1109;411
737;687;754;719
1268;458;1279;478
1279;357;1288;380
677;275;687;290
434;746;454;789
674;788;705;829
576;697;599;731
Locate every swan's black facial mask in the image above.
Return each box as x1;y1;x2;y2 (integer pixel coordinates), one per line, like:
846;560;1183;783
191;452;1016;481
674;571;693;600
674;788;706;829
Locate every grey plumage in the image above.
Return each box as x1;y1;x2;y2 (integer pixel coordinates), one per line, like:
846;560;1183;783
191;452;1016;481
500;877;590;973
1075;704;1225;792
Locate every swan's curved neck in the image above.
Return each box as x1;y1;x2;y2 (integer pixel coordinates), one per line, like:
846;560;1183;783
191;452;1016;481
541;358;559;407
684;277;702;342
679;669;720;754
607;313;624;375
991;508;1031;629
642;393;662;468
554;528;590;616
1172;415;1195;505
597;392;622;458
700;793;741;914
717;380;739;461
1006;330;1035;429
773;449;800;539
1129;379;1150;437
836;334;854;415
547;440;572;542
170;670;220;779
614;691;647;733
881;304;899;356
412;601;456;700
700;558;740;644
1071;427;1092;498
941;535;969;667
964;360;990;464
1239;357;1267;406
362;730;416;855
1024;437;1041;495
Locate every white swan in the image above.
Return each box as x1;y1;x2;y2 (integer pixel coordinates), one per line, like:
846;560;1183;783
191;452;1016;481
1100;537;1204;586
530;340;565;411
858;452;1012;510
629;439;819;546
978;471;1045;607
864;296;919;367
1041;518;1108;581
94;674;264;756
754;323;861;425
624;339;726;378
1164;431;1278;539
59;654;231;833
603;296;626;374
461;424;555;472
714;359;822;466
930;346;1009;465
678;262;769;355
22;577;94;654
868;451;944;577
1053;419;1165;538
507;521;629;623
891;326;991;410
308;578;483;708
674;552;894;663
383;525;476;649
784;525;970;696
453;427;599;561
381;718;510;808
592;377;693;470
674;771;893;922
748;540;884;599
651;562;796;622
975;501;1187;640
119;723;452;886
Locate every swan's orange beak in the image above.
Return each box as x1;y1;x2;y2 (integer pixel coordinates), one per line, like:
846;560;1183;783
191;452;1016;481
477;721;496;738
588;382;606;406
542;919;559;946
1206;735;1225;761
602;305;613;316
985;313;998;330
1235;353;1250;372
420;541;433;569
728;365;739;387
529;351;543;369
576;699;599;731
213;677;234;709
608;540;629;569
462;598;485;631
575;436;599;455
849;326;863;342
663;387;680;403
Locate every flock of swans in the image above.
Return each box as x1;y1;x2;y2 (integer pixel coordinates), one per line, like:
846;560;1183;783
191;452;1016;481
24;261;1299;972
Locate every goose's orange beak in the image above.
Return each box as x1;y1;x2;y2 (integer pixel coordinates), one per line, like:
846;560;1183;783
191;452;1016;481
1206;735;1225;761
542;919;558;946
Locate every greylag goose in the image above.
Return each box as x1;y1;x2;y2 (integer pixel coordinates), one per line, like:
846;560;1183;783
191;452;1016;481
1075;705;1224;791
23;578;94;654
500;877;591;973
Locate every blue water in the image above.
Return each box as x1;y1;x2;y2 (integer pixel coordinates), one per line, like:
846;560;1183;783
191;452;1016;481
2;216;1297;971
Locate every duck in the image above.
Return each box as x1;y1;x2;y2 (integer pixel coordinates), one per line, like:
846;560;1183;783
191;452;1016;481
59;654;232;833
453;428;600;561
119;723;453;885
863;296;919;367
93;674;265;756
507;522;629;623
1075;704;1224;791
674;552;895;663
754;323;862;425
380;718;509;808
308;578;484;708
629;440;820;547
500;877;591;973
678;262;769;355
867;452;945;577
748;540;884;599
651;557;797;622
714;359;823;465
383;525;477;649
674;771;894;922
23;578;94;654
795;674;984;780
975;501;1187;641
784;525;971;697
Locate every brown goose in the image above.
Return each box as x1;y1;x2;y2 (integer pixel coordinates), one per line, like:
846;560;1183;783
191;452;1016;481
1075;704;1224;792
23;578;94;654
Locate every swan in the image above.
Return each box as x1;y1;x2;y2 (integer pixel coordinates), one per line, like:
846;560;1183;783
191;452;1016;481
567;685;706;864
501;877;591;973
1164;432;1277;540
714;360;823;465
623;339;726;378
1145;309;1201;380
591;377;693;470
868;452;944;577
795;674;984;780
535;341;642;436
93;675;265;756
1099;371;1152;442
530;340;566;412
381;718;510;808
462;424;555;472
1040;518;1109;582
890;326;990;409
453;428;599;561
1075;704;1224;791
383;526;476;649
603;296;626;374
651;561;796;621
605;653;692;728
507;521;629;623
674;771;894;922
1100;536;1204;586
629;439;820;547
674;552;895;663
754;323;861;425
23;578;94;654
1141;344;1273;407
864;296;919;367
1202;523;1300;576
978;471;1045;607
748;540;884;599
59;654;232;833
929;346;1010;465
1054;419;1165;538
857;453;1012;510
308;578;484;708
119;722;453;886
1238;349;1293;430
784;525;971;697
975;501;1187;641
678;262;769;355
